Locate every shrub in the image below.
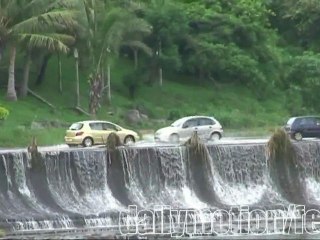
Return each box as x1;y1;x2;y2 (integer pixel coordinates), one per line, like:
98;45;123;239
167;110;180;120
0;107;9;120
286;52;320;111
0;228;5;237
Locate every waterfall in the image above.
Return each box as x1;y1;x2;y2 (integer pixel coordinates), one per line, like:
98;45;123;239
1;141;320;236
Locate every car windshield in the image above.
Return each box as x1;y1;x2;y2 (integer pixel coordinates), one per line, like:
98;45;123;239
171;119;186;127
69;123;83;130
286;118;296;126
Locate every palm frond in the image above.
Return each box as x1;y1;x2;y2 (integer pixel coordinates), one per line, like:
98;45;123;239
18;33;75;53
12;9;80;34
124;18;152;35
24;0;55;15
102;7;128;33
24;0;80;16
105;21;126;54
1;0;24;21
122;40;153;56
102;7;152;56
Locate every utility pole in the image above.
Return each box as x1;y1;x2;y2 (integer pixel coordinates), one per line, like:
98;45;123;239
58;53;62;93
74;48;80;107
106;47;111;104
158;40;163;87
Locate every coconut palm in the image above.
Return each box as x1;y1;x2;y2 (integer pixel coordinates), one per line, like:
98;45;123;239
0;0;79;100
79;0;152;110
102;6;153;69
97;6;153;104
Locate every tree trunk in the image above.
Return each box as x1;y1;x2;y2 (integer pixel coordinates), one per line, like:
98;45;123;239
159;67;163;87
199;68;203;82
89;73;103;116
0;43;6;62
133;48;138;69
20;52;32;98
6;46;17;101
75;56;80;107
106;63;111;104
100;58;105;101
0;46;4;62
58;54;62;93
35;53;51;85
128;83;136;99
158;40;162;87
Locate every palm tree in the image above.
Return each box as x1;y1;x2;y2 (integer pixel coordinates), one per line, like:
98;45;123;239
102;6;153;67
79;0;152;109
19;31;76;98
0;0;79;100
98;6;153;103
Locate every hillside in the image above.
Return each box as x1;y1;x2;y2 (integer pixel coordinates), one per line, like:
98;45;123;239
0;55;291;147
2;0;320;147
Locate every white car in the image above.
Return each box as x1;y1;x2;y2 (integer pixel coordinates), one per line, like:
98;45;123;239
154;116;223;143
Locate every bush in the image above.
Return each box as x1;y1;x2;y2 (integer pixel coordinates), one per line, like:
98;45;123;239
286;52;320;111
0;107;9;120
167;110;181;120
122;69;144;99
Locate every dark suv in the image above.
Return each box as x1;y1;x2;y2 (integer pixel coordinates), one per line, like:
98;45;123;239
284;116;320;141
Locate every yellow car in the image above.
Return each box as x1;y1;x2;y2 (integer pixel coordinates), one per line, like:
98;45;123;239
64;120;140;147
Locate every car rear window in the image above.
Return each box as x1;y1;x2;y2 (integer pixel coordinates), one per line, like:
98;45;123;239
300;117;316;126
199;118;215;126
69;123;83;130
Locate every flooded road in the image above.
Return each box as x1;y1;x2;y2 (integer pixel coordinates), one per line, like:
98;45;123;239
2;134;320;153
0;136;268;152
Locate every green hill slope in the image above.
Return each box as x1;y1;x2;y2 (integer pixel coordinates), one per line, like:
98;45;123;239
0;56;289;147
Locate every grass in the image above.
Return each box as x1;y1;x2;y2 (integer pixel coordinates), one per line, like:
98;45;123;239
0;54;291;147
267;128;295;163
0;228;5;237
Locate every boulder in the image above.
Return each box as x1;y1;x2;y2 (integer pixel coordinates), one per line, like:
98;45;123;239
125;109;142;124
31;121;45;129
140;113;149;121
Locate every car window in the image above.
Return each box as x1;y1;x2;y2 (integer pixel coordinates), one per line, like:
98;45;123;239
199;118;215;126
102;123;118;131
287;118;296;126
300;118;316;126
183;119;198;128
171;118;185;127
89;122;104;130
316;118;320;126
69;123;83;130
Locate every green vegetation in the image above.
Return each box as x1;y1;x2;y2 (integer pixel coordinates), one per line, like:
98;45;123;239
0;66;288;147
0;0;320;147
0;106;9;120
267;128;295;164
0;228;5;237
106;132;122;151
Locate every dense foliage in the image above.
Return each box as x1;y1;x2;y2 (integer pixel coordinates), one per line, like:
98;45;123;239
1;0;320;115
0;106;9;120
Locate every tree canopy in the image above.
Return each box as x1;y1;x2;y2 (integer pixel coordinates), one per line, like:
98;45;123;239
1;0;320;113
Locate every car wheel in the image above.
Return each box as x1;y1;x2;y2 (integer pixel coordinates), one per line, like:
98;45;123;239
82;137;94;147
124;135;135;144
210;132;221;141
169;133;179;143
294;132;303;141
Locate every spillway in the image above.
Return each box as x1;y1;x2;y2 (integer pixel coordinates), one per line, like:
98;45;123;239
1;140;320;238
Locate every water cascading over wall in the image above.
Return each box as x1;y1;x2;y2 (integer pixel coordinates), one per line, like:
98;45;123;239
1;139;320;234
